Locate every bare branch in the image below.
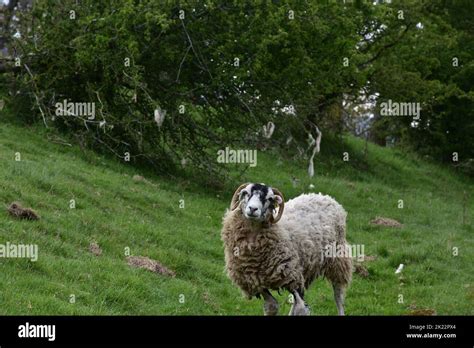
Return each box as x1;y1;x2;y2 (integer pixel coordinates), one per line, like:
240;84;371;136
24;63;48;128
357;24;412;70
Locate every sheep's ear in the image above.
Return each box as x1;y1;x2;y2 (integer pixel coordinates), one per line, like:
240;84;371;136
269;188;285;224
275;195;283;205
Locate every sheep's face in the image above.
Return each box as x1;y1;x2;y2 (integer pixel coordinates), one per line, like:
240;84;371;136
238;183;283;222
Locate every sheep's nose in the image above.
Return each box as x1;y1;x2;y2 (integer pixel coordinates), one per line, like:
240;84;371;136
249;207;258;214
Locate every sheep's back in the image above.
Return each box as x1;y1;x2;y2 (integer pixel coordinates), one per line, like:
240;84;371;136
278;193;347;274
281;193;346;234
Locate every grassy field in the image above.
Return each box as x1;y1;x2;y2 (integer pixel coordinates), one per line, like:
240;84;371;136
0;120;472;315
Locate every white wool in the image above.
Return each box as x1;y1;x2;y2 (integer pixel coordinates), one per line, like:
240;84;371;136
395;264;404;274
154;107;166;127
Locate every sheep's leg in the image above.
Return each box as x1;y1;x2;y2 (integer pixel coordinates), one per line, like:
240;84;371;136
262;289;279;316
289;290;310;316
332;283;346;316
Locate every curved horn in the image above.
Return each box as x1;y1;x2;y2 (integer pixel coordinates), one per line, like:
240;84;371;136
269;188;285;224
230;183;251;210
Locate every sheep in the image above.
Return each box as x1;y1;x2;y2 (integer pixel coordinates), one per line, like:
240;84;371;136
221;183;352;316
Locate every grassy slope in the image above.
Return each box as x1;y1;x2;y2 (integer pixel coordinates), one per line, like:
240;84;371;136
0;122;472;315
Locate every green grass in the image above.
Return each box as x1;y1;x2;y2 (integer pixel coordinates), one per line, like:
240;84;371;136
0;121;472;315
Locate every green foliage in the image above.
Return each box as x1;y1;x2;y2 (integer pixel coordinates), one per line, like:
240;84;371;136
9;0;379;175
5;0;473;176
369;0;474;173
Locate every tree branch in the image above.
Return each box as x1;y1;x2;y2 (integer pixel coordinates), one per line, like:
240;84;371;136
357;24;412;69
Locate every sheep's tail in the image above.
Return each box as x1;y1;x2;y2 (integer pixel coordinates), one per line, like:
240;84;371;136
335;224;346;243
325;221;352;288
334;208;348;244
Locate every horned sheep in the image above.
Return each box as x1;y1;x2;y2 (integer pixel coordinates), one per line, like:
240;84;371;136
221;183;352;315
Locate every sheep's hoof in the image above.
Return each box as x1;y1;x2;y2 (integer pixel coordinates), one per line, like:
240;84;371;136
289;303;310;316
263;301;279;316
